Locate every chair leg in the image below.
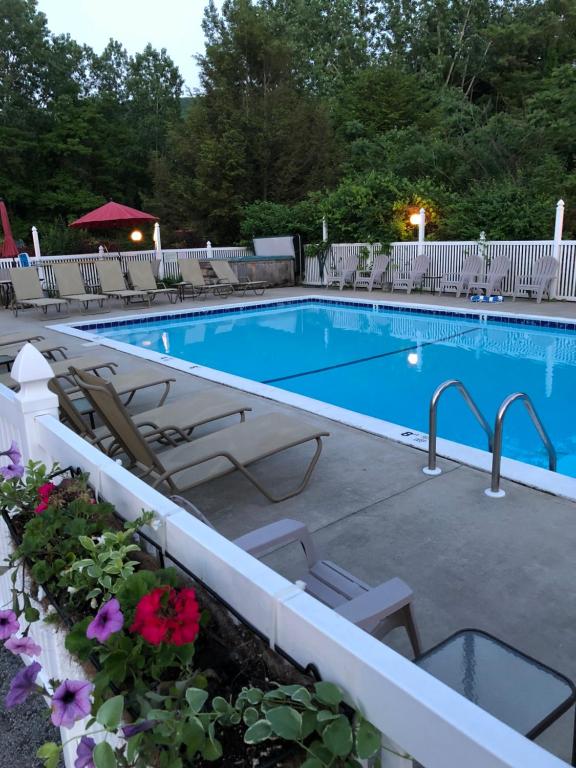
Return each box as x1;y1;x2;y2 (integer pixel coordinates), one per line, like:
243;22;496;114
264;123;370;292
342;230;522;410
401;605;422;657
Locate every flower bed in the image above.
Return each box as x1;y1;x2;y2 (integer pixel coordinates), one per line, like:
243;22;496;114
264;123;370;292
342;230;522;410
0;447;383;768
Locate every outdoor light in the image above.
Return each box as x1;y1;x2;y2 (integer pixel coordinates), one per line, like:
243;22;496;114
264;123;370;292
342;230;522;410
130;229;143;242
407;352;419;365
409;213;421;226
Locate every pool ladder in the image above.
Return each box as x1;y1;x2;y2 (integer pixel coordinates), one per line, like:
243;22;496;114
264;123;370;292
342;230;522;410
423;380;557;498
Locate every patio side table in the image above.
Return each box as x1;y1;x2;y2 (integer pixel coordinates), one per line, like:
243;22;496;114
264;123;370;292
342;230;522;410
415;629;576;764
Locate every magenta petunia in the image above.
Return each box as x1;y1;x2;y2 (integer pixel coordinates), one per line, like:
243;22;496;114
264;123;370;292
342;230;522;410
74;735;95;768
0;610;19;640
5;661;42;708
4;635;42;657
86;598;124;644
51;680;93;728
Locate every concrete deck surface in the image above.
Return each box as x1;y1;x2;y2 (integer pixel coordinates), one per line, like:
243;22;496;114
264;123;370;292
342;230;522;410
0;286;575;762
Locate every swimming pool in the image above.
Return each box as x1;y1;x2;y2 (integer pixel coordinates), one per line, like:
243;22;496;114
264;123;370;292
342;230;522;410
67;297;576;481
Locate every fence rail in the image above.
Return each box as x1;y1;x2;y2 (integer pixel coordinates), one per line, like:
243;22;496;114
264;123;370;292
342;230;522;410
303;240;576;301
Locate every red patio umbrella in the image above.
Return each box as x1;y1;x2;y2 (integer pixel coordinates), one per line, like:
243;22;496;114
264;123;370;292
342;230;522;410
69;200;158;230
0;200;19;258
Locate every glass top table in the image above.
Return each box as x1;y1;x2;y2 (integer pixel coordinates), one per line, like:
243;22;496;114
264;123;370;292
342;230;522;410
415;629;576;763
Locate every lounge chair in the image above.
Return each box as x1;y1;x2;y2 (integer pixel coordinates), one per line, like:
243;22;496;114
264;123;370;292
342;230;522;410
71;368;328;502
172;495;421;655
0;341;68;370
127;261;179;304
95;261;151;305
9;267;69;316
466;255;511;297
53;263;108;311
0;354;118;391
326;254;359;291
513;256;557;304
439;254;483;298
177;259;233;300
54;376;251;455
211;260;267;296
391;254;430;294
354;254;390;292
0;333;44;347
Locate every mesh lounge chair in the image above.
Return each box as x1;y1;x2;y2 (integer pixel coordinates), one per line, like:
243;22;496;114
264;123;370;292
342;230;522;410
95;261;151;305
55;376;251;455
72;368;328;502
391;254;430;294
513;256;557;304
211;260;267;296
0;354;118;391
0;341;68;370
127;261;179;304
439;254;483;298
10;267;69;316
172;495;420;655
53;263;108;311
466;255;511;297
0;332;44;347
354;254;390;292
326;254;359;290
177;259;233;300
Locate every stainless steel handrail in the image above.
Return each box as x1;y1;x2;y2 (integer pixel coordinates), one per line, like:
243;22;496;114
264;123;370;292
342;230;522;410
423;380;493;475
487;392;557;497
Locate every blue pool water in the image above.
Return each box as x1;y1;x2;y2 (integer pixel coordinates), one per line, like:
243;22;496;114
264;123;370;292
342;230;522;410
88;301;576;477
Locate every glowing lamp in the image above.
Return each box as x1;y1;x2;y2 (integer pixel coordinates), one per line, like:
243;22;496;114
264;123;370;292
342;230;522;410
130;229;143;242
409;213;421;226
407;352;419;366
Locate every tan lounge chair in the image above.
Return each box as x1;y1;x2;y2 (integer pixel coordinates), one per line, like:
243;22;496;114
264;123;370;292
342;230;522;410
173;495;420;654
439;254;483;298
354;254;390;292
0;354;118;391
72;368;328;502
58;374;251;454
127;261;179;304
391;254;430;294
0;341;68;370
95;261;151;305
211;260;267;296
326;254;359;290
177;259;233;299
53;263;108;311
0;333;44;347
10;267;69;316
513;255;557;304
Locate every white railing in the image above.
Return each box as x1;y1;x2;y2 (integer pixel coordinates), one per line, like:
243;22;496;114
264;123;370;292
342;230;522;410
304;240;576;300
0;344;570;768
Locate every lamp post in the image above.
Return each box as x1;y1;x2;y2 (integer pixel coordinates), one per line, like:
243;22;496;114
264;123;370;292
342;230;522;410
418;208;425;256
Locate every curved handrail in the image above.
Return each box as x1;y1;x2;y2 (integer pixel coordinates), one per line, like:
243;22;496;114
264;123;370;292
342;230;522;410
488;392;556;495
424;380;493;474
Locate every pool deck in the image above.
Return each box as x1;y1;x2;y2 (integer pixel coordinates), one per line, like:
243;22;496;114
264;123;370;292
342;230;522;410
2;286;576;762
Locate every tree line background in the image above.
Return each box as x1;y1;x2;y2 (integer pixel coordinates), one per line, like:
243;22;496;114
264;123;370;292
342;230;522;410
2;0;576;253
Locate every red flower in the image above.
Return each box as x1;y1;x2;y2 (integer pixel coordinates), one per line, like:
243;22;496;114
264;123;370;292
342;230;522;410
37;482;56;500
130;586;200;646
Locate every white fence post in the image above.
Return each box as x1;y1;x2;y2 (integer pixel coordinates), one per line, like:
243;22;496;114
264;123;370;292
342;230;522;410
207;240;213;259
31;226;41;258
418;209;425;256
153;221;164;279
551;200;565;298
10;344;59;464
322;217;329;243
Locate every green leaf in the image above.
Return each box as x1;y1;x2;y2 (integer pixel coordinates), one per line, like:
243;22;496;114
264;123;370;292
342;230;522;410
186;688;209;713
36;742;60;768
291;687;315;709
355;717;381;758
240;687;263;705
243;706;259;726
211;696;230;714
79;535;97;552
301;710;318;739
314;681;343;707
244;719;273;744
96;695;124;730
322;715;353;757
93;742;116;768
266;706;302;741
301;760;324;768
318;710;340;722
201;735;222;761
182;717;206;756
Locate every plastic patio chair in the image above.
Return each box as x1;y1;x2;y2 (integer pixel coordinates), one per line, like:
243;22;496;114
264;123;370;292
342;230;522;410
466;255;511;297
513;256;557;304
354;253;390;292
326;254;359;291
171;495;421;655
53;263;108;311
71;368;329;503
439;254;483;298
95;261;151;305
177;259;233;299
391;254;430;294
210;260;268;296
126;261;180;304
9;267;69;316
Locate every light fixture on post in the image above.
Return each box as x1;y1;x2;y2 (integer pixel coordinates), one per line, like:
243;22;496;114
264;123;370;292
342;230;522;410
130;229;143;243
409;211;421;226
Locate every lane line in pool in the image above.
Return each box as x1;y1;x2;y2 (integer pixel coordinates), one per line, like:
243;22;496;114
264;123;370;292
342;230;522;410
262;327;482;384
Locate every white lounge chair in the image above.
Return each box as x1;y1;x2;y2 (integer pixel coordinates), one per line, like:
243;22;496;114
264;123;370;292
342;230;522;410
467;255;511;297
513;256;557;304
326;254;359;290
391;254;430;294
354;254;390;292
439;254;483;298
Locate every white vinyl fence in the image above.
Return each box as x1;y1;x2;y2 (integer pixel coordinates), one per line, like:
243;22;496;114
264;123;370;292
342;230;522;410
304;241;576;300
0;344;570;768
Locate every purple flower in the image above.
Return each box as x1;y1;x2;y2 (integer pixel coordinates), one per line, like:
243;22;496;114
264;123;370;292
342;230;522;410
5;661;42;708
51;680;93;728
74;736;95;768
0;463;24;479
4;636;42;657
1;441;21;465
0;610;19;640
86;598;124;643
121;719;157;738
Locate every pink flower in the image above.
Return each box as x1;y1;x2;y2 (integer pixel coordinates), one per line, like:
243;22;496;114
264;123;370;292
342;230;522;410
34;500;49;515
4;636;42;657
37;482;56;500
0;610;19;640
51;680;93;728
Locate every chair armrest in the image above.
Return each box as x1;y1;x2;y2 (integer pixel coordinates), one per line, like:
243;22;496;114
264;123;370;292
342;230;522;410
334;577;413;630
233;518;316;559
